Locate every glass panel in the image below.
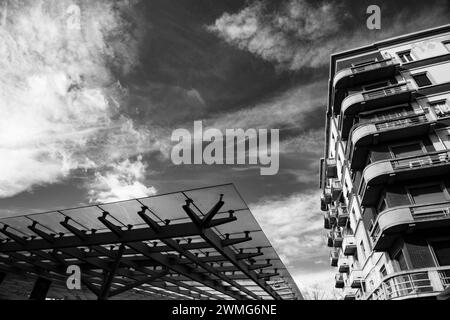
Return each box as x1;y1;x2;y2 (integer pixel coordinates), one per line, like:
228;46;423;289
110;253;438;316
431;240;450;266
413;74;432;87
390;143;423;158
409;184;446;204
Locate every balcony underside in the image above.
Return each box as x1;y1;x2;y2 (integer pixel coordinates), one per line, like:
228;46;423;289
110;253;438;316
372;205;450;251
360;156;450;206
350;120;434;170
332;61;398;114
333;63;398;91
340;89;414;139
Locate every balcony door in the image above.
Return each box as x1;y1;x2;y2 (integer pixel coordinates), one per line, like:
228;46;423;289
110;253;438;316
406;183;448;205
389;141;426;159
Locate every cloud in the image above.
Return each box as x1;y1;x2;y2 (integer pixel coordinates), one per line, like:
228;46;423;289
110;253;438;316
0;0;157;199
206;81;326;130
208;0;450;70
88;155;157;203
250;190;342;298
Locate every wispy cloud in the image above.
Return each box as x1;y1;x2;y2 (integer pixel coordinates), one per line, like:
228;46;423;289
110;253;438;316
88;155;157;203
208;0;450;70
0;0;158;199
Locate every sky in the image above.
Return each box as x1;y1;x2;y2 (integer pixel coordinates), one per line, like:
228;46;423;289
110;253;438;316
0;0;449;299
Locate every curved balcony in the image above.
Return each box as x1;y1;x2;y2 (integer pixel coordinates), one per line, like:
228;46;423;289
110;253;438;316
370;201;450;251
333;58;399;113
359;150;450;206
339;82;416;139
365;266;450;300
348;110;436;169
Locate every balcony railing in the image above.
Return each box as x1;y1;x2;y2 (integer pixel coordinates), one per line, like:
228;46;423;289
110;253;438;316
366;267;450;300
347;110;434;169
363;83;410;100
370;200;450;249
359;150;450;206
353;58;395;73
391;150;450;171
340;82;415;139
333;58;397;90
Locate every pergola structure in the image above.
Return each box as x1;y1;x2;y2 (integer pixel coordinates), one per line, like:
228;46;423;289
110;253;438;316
0;184;302;300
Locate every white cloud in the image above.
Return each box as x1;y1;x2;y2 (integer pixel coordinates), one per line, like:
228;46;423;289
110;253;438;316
0;0;157;199
88;155;157;203
250;191;340;298
208;0;450;70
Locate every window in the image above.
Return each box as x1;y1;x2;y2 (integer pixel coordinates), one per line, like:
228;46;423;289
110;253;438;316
380;265;387;278
430;100;450;117
407;184;447;204
390;142;424;158
359;241;367;261
431;240;450;266
352;59;377;68
377;198;387;214
361;105;411;122
413;73;432;87
363;81;390;91
398;50;414;63
394;250;408;271
443;41;450;52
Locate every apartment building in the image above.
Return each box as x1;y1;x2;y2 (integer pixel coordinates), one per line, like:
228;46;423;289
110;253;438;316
320;25;450;300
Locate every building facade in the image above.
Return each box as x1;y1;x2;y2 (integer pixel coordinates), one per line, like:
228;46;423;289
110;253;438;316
320;25;450;300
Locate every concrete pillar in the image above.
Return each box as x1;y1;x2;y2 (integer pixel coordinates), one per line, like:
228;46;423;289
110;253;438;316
29;277;52;300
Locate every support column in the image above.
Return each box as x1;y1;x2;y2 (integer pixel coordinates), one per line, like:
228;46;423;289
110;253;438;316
29;277;52;300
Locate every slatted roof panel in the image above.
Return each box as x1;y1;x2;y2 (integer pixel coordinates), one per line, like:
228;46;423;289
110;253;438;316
0;183;302;300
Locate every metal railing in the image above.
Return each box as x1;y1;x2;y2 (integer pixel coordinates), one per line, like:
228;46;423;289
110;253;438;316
363;83;409;100
351;58;395;74
374;113;428;130
366;267;450;300
371;200;450;242
391;150;450;170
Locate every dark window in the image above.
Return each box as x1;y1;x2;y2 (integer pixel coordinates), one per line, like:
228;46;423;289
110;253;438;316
413;73;432;87
398;50;414;63
406;238;435;268
363;81;390;91
443;41;450;52
390;142;423;158
408;184;447;204
395;250;408;271
431;240;450;266
380;265;387;278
